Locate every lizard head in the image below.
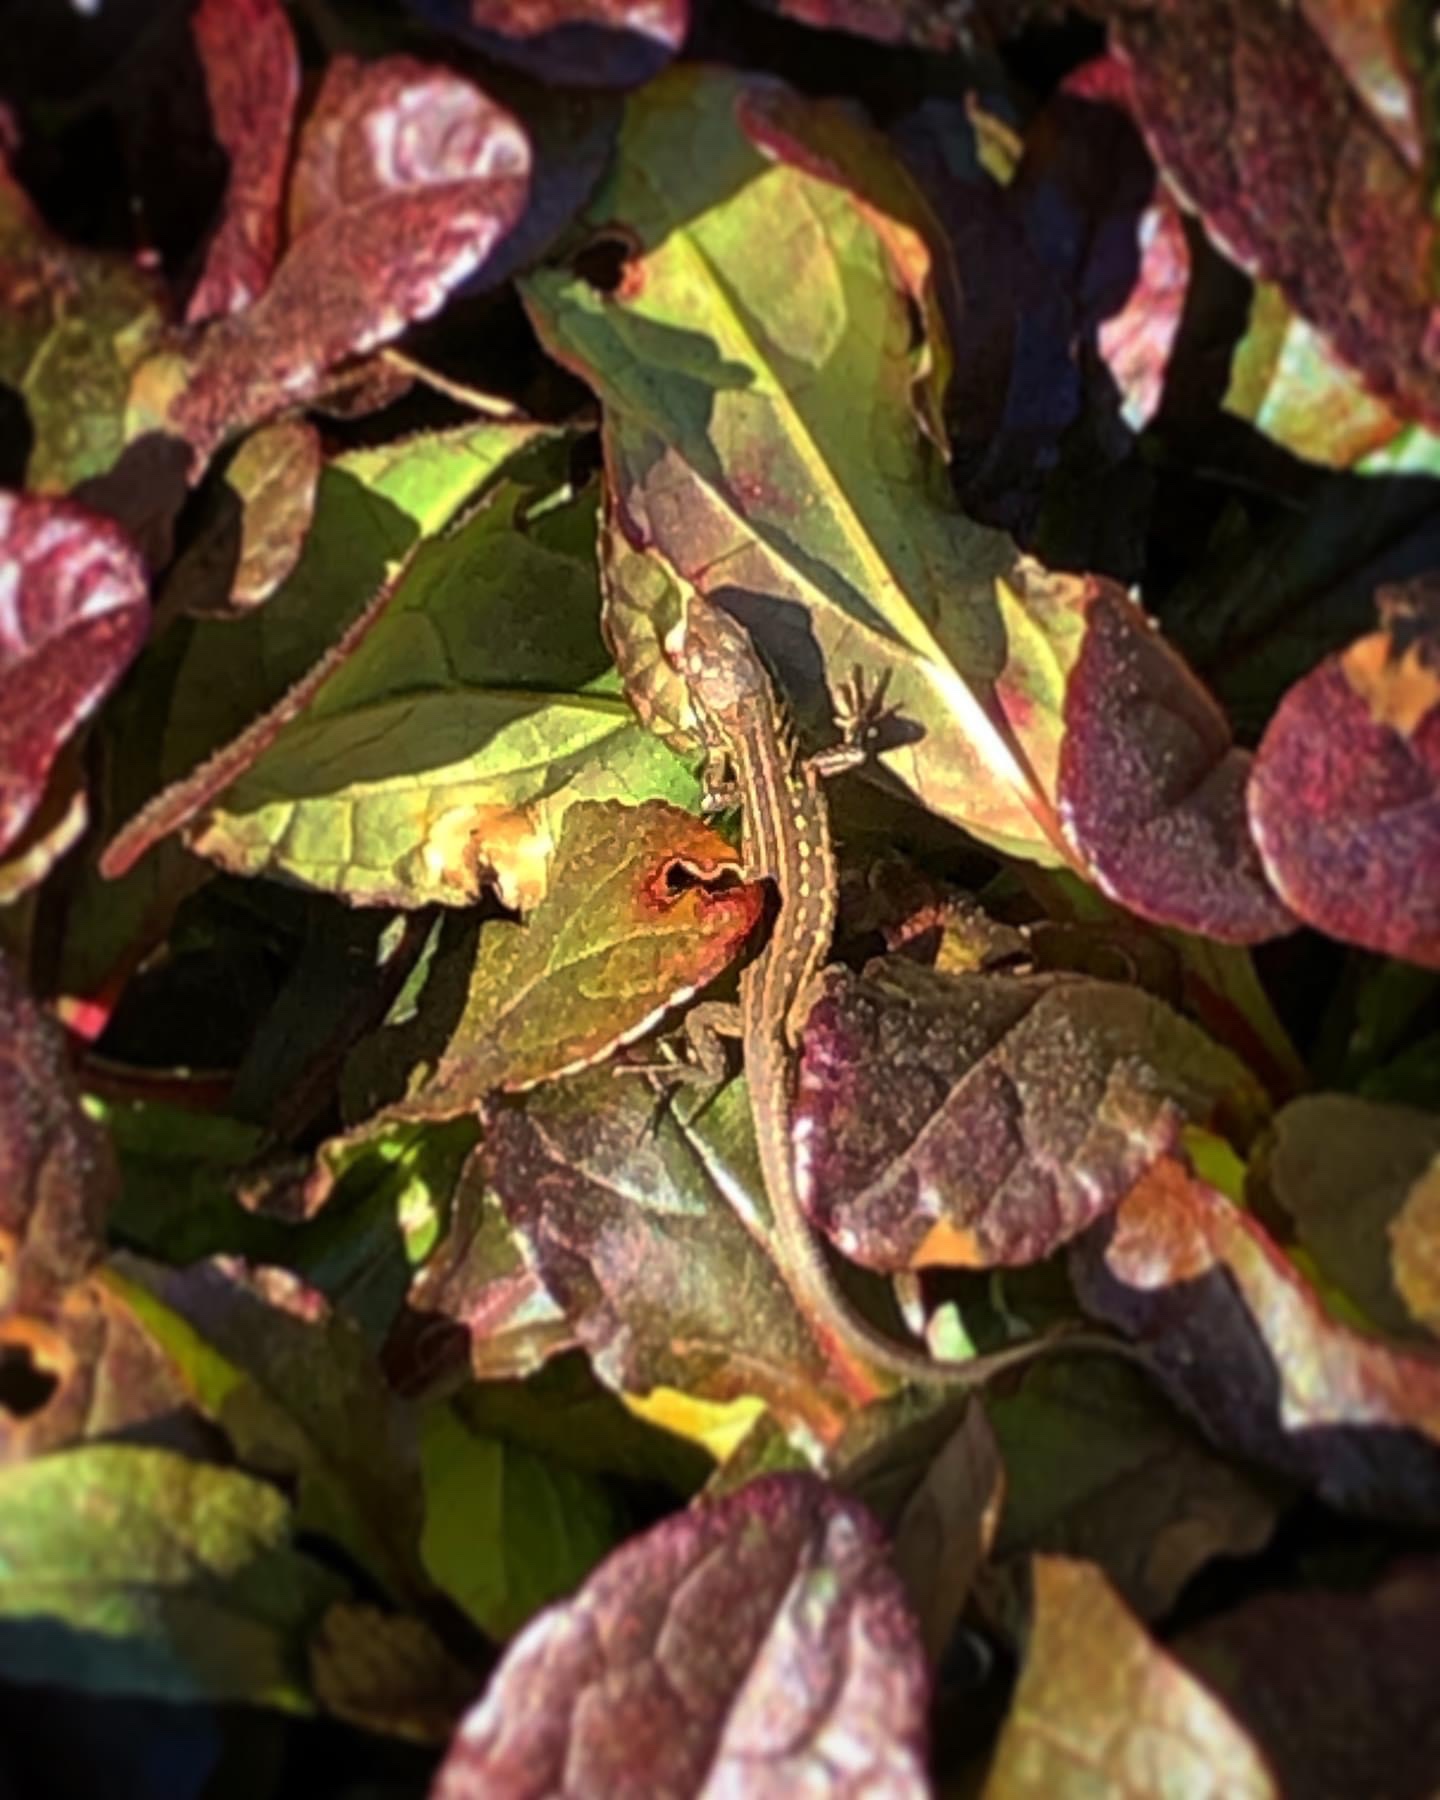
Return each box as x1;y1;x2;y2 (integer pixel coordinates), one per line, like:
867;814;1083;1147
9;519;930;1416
663;598;769;721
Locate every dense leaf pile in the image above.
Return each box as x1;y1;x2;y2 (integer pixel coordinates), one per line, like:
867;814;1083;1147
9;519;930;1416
2;1;1438;1794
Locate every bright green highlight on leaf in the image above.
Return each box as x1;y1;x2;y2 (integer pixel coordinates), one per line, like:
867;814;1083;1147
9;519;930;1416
0;1445;344;1709
191;467;698;908
522;67;1069;865
419;1401;619;1641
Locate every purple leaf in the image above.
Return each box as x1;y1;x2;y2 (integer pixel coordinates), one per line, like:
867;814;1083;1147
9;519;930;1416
163;56;531;469
0;493;148;859
408;0;688;88
185;0;301;323
432;1474;929;1798
1249;575;1440;968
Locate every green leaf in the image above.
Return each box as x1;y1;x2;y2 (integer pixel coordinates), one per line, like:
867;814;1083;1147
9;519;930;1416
524;68;1290;942
0;169;168;491
381;798;761;1113
1258;1093;1440;1339
101;1257;426;1603
187;475;697;909
0;1445;345;1709
418;1399;620;1640
103;419;560;882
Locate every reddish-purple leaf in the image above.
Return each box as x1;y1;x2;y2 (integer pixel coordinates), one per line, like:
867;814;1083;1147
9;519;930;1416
748;0;973;49
1071;1153;1440;1522
1177;1557;1440;1798
1058;584;1297;943
384;1146;571;1397
1248;577;1440;968
432;1474;929;1798
164;57;530;468
409;0;688;88
795;961;1266;1274
0;493;149;859
185;0;300;323
1110;0;1440;432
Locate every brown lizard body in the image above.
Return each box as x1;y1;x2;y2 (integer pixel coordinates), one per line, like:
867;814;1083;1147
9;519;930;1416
666;596;1088;1399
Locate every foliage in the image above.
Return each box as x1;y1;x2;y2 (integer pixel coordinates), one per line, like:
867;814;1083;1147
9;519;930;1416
1;1;1438;1793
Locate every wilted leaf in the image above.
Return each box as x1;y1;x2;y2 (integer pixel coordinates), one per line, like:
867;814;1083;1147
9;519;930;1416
1109;0;1440;432
418;1397;619;1640
185;0;300;323
794;959;1267;1273
1258;1092;1440;1338
485;1068;868;1449
985;1556;1274;1798
1249;576;1440;967
988;1357;1278;1620
1177;1556;1440;1799
0;492;148;860
1071;1152;1440;1521
150;56;532;471
103;419;557;881
185;479;697;910
526;68;1291;941
102;1256;426;1602
164;417;322;616
390;799;760;1115
0;1444;346;1708
410;0;688;87
432;1473;930;1798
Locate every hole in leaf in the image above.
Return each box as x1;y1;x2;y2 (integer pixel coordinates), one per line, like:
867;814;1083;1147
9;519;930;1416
571;228;641;297
0;1342;59;1418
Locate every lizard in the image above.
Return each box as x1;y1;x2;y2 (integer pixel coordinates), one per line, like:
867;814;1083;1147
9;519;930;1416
664;594;1095;1402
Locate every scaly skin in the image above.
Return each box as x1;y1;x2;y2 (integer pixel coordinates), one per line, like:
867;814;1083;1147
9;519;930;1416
668;596;1089;1399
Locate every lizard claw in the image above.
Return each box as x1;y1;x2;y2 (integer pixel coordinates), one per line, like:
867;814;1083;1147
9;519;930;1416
834;664;895;753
